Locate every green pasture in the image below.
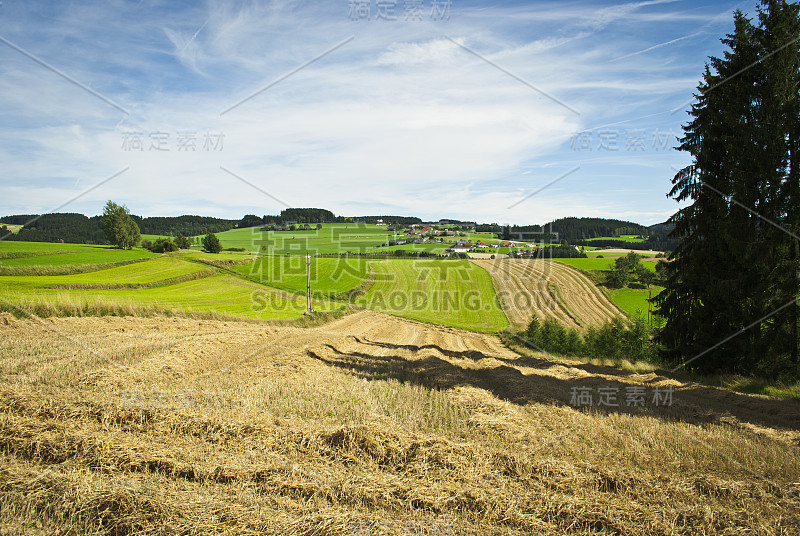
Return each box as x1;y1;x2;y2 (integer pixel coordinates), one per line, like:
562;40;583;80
212;224;394;255
357;258;508;332
585;235;647;243
370;242;448;254
5;257;207;288
236;256;371;296
555;258;656;271
1;241;509;331
0;247;155;266
608;286;664;322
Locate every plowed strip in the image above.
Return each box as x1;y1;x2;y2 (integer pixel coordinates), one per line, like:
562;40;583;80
472;259;622;331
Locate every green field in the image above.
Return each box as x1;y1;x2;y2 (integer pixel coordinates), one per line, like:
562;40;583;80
236;256;371;296
554;258;616;271
0;242;339;320
608;286;664;322
0;241;512;331
6;257;208;288
555;257;656;271
211;224;394;255
357;259;508;332
369;242;448;254
585;235;647;243
0;247;155;266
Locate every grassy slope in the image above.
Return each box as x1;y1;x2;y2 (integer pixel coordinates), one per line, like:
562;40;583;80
213;224;392;254
585;235;647;242
1;243;509;331
6;257;208;287
0;244;339;320
235;256;371;295
0;246;156;266
359;259;508;332
607;286;664;320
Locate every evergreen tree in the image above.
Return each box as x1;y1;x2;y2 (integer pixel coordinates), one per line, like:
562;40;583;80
656;2;800;375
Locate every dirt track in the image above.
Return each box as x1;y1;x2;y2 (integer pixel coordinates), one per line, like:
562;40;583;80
472;258;622;331
1;311;798;535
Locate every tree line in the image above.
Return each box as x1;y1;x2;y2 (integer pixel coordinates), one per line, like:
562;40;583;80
238;209;423;228
0;213;236;244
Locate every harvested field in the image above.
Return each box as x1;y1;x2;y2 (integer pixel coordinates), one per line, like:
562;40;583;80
472;258;622;331
1;311;798;535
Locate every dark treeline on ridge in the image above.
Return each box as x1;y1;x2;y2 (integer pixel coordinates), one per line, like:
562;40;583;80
2;209;677;246
0;213;237;244
239;209;423;227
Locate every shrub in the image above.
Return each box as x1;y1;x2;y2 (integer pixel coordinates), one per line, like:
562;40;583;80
142;238;178;253
175;234;191;249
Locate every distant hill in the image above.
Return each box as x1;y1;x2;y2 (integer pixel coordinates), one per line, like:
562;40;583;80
0;213;237;244
546;217;649;241
0;210;678;250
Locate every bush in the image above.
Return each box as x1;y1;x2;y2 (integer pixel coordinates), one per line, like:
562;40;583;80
143;238;178;253
175;234;191;249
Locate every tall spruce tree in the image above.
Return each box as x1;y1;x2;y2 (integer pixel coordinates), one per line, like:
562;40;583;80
656;1;800;376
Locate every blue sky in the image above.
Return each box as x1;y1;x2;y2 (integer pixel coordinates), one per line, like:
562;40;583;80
0;0;756;225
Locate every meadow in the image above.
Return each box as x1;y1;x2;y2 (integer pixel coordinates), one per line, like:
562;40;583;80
236;256;372;297
0;242;337;320
357;258;509;332
0;241;509;331
585;234;647;243
213;223;394;254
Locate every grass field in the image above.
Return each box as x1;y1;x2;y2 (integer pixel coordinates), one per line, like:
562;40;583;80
369;242;449;254
0;243;341;320
556;257;656;271
585;235;647;243
0;242;512;331
358;259;508;332
0;248;155;267
608;286;664;320
212;224;394;255
236;256;372;297
1;311;797;535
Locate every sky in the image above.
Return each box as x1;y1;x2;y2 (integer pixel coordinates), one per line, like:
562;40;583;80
0;0;759;226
